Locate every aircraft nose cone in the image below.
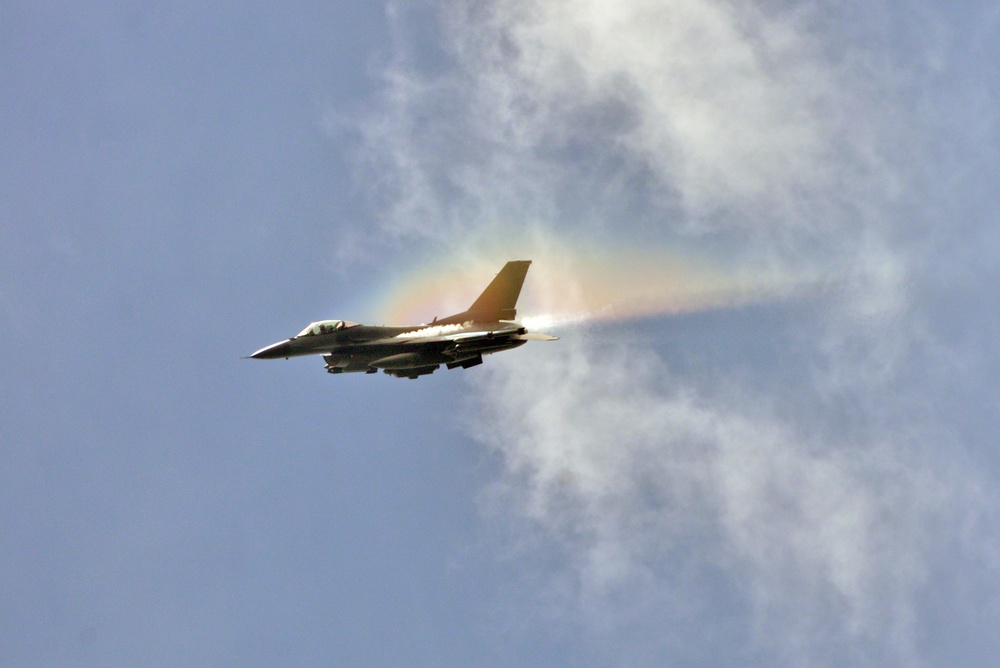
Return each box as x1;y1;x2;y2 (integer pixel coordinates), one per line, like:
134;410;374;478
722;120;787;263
250;340;292;359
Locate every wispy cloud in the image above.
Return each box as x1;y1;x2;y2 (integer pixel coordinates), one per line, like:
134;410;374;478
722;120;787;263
359;1;1000;663
470;336;960;662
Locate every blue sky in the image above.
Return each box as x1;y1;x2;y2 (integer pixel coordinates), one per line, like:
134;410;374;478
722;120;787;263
3;2;999;666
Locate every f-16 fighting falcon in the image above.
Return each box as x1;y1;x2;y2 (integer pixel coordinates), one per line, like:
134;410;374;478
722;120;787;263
249;260;557;379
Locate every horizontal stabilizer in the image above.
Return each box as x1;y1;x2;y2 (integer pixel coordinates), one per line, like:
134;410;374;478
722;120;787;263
514;332;559;341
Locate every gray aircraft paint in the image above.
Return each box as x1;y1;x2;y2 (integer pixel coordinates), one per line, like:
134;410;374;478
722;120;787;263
249;261;556;379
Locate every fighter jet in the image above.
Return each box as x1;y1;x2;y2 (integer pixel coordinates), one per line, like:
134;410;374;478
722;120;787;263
249;260;557;379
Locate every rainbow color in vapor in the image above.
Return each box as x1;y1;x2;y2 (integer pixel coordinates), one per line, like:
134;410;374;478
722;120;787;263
372;240;810;330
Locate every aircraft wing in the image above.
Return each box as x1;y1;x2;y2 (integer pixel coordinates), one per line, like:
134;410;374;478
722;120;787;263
405;330;559;344
396;323;525;345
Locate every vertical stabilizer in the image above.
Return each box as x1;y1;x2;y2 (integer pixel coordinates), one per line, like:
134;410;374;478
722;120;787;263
440;260;531;323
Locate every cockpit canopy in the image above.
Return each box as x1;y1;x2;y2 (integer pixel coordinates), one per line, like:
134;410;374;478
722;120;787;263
295;320;359;337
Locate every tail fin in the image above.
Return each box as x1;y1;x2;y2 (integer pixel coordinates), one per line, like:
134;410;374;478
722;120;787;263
439;260;531;324
467;260;531;320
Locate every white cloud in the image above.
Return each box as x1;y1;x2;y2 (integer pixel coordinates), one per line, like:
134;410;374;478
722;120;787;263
469;337;960;662
361;0;1000;664
454;2;834;217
